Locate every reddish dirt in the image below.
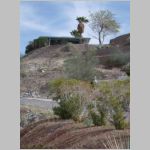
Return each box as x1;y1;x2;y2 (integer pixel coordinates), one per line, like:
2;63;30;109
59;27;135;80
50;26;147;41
20;119;130;149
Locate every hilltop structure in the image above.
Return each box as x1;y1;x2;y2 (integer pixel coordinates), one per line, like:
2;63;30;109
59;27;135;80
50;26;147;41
47;36;90;45
25;36;91;54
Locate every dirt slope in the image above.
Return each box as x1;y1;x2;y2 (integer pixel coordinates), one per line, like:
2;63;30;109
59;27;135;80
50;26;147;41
20;119;130;149
20;44;95;98
20;34;130;98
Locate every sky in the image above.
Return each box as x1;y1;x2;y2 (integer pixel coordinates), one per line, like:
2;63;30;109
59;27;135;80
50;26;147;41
20;1;130;54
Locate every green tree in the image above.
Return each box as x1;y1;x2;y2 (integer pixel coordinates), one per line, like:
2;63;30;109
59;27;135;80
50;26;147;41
89;10;120;46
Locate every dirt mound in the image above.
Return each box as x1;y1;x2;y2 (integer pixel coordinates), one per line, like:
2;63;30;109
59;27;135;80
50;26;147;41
20;119;129;149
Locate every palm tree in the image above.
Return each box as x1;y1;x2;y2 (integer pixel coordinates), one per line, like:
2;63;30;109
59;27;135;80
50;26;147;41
76;17;89;37
70;16;89;38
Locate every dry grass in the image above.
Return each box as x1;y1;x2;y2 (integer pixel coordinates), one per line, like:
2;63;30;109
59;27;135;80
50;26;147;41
101;130;130;149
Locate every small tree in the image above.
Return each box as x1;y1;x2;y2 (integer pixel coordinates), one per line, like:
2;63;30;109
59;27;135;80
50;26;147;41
89;10;120;46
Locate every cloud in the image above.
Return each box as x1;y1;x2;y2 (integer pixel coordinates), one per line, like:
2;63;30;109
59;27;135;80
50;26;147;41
20;1;130;53
20;4;49;34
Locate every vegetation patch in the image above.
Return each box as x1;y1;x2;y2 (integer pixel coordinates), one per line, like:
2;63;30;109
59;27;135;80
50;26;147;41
64;49;99;81
96;79;130;129
99;50;130;68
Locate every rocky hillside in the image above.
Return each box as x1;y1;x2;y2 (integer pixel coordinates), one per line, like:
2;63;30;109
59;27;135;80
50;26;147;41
20;33;130;98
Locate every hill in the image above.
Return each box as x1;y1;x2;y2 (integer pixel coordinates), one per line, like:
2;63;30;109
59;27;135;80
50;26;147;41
20;33;130;98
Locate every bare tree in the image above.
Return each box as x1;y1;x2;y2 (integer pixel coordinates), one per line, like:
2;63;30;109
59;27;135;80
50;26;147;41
89;10;120;46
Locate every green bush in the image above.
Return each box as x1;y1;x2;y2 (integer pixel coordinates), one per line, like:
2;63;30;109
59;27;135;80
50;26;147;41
98;79;130;112
70;30;81;38
25;36;49;54
98;110;107;126
110;98;127;129
49;78;92;100
90;111;101;126
100;51;130;68
49;78;130;129
87;102;107;126
49;79;93;121
53;94;83;121
112;110;127;129
64;49;99;81
96;79;130;129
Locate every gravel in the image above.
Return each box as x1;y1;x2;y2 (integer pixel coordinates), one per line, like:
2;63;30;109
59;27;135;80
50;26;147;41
20;98;58;110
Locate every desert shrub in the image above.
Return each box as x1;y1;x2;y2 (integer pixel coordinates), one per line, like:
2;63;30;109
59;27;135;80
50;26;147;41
99;51;130;68
70;30;81;37
122;63;130;76
61;43;76;52
90;111;101;126
64;49;99;81
96;79;130;129
49;79;93;121
99;79;130;111
49;78;92;101
110;98;128;129
53;94;83;121
112;111;127;129
97;109;107;126
48;78;65;99
87;102;106;126
102;130;130;149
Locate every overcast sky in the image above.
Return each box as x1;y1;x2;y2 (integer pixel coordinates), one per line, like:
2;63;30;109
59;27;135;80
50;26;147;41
20;1;130;54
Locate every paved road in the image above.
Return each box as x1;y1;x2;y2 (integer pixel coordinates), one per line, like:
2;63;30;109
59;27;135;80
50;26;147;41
20;97;58;109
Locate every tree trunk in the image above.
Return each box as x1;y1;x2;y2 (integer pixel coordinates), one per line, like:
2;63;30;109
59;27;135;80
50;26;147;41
98;32;102;46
